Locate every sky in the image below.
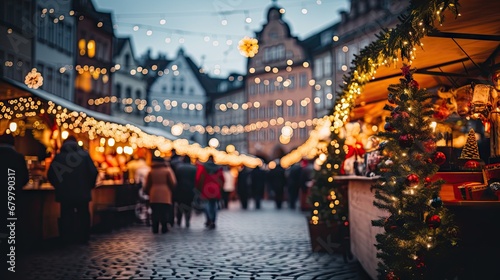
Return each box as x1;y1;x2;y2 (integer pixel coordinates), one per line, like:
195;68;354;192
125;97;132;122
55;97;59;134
93;0;349;76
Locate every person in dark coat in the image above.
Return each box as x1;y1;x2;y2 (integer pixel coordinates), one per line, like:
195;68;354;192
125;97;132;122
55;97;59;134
236;165;252;209
250;165;267;209
286;162;302;210
173;155;196;227
48;136;98;244
0;133;29;188
267;159;287;209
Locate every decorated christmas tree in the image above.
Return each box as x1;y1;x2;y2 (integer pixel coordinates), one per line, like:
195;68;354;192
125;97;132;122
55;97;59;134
371;65;460;279
308;128;348;228
459;128;480;159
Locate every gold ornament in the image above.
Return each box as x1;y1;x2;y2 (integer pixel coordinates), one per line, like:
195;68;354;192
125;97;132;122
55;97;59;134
238;36;259;58
25;68;43;89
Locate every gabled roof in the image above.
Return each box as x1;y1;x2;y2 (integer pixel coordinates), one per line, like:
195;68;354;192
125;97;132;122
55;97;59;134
113;37;128;58
182;52;224;96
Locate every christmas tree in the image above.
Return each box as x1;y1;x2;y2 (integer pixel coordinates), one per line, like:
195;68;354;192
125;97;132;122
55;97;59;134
459;128;480;159
308;118;349;236
371;65;459;279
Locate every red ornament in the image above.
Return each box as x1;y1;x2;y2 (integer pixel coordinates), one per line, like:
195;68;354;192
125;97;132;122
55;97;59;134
409;79;420;89
400;111;410;119
406;174;419;186
398;134;414;148
464;160;480;169
386;271;398;280
426;214;441;229
424;177;432;187
423;139;437;153
433;152;446;165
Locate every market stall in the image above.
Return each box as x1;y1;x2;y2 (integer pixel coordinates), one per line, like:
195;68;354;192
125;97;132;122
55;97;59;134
308;0;500;279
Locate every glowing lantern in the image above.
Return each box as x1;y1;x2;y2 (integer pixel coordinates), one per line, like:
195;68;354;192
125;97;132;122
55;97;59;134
238;36;259;58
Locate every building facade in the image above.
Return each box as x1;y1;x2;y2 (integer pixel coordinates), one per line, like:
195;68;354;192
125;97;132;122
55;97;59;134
111;36;147;126
246;5;314;159
73;0;113;115
209;74;247;154
147;48;220;145
0;0;34;84
35;0;76;101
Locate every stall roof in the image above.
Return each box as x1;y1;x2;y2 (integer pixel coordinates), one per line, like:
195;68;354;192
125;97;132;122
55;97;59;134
0;76;177;141
350;0;500;120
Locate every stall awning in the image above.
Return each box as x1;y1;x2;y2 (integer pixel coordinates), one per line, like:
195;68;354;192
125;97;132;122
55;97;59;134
0;76;176;141
351;0;500;120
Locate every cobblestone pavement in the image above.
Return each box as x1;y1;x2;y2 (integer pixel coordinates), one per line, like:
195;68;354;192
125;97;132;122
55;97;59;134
15;200;370;280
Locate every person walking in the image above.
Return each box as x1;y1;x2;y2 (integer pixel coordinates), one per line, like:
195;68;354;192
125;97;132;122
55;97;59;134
173;155;196;228
286;162;302;210
195;155;224;229
221;165;235;209
144;156;177;234
250;165;267;209
48;135;98;244
236;165;252;210
267;159;287;209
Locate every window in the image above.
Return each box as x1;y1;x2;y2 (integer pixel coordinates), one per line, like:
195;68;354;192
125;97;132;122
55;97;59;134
337;51;345;70
299;127;308;139
259;130;265;141
259;107;265;119
277;105;283;117
135;90;141;115
288;75;295;89
46;67;53;93
324;55;332;76
314;58;323;78
249;84;256;95
64;25;72;54
299;73;308;87
263;44;285;62
250;108;256;119
125;54;130;68
269;128;276;141
268;102;274;118
287;103;295;117
300;104;308;116
115;84;122;110
62;74;69;100
162;86;167;93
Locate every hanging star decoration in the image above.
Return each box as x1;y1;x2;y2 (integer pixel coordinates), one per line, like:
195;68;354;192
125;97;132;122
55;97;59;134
238;36;259;58
25;68;43;89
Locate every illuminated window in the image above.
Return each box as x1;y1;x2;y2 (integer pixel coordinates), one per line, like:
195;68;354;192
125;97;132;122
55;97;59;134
87;40;96;58
78;39;86;56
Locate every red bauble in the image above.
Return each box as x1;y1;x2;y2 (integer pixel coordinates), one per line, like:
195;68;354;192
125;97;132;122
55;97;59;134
464;160;480;169
409;79;420;89
398;134;414;148
426;214;441;229
424;177;432;187
433;152;446;165
406;174;419;186
386;271;398;280
423;139;437;153
400;111;410;119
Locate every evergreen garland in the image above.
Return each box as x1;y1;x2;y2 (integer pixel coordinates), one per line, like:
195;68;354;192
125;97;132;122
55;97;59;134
371;65;459;279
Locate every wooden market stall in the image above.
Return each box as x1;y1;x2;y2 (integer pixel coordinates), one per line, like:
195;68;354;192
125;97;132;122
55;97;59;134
0;76;177;247
331;0;500;279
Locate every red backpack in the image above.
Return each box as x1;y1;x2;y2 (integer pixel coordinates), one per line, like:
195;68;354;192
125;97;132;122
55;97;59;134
196;164;224;200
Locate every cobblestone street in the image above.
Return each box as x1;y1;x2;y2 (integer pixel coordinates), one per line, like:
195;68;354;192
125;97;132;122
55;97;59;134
15;201;370;280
